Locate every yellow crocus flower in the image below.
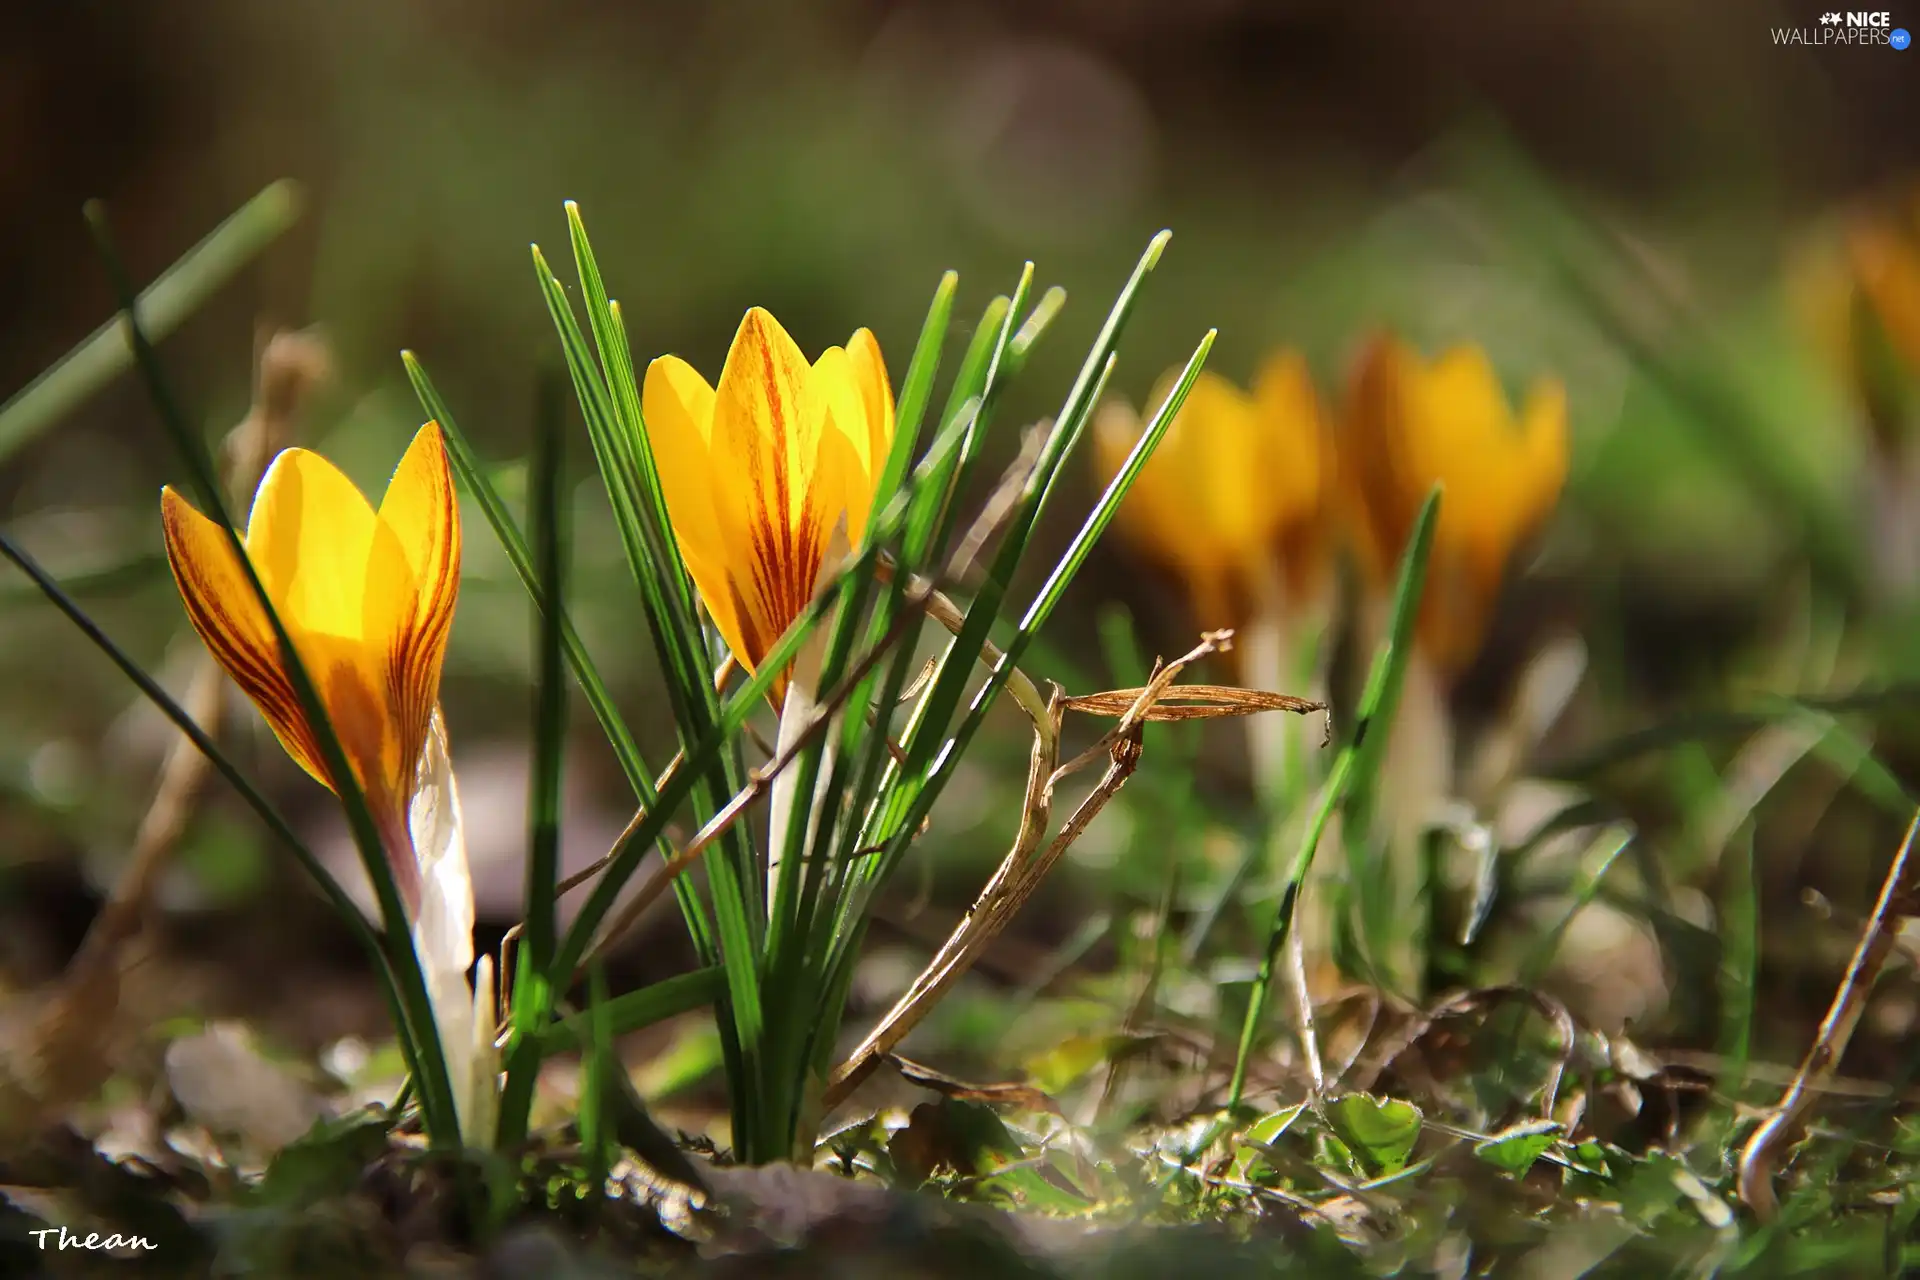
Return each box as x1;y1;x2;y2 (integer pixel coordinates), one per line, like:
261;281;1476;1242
643;307;894;701
1092;353;1329;630
1342;335;1567;676
160;421;495;1145
158;422;461;914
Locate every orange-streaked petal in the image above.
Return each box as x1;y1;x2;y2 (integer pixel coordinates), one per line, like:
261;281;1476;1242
161;486;330;789
246;445;416;815
710;307;819;672
376;421;462;786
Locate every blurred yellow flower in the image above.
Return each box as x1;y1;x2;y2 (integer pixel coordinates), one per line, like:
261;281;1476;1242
644;307;894;702
1093;353;1329;630
160;422;461;914
1342;335;1567;676
1846;201;1920;375
1797;189;1920;434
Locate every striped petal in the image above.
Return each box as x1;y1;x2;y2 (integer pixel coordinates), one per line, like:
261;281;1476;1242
376;422;463;790
709;308;826;680
646;309;894;706
160;486;326;786
160;424;466;905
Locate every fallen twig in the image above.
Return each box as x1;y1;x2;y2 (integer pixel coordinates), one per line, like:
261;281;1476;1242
825;630;1324;1109
1737;808;1920;1221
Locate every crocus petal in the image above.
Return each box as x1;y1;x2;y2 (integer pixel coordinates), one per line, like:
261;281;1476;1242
246;447;382;642
1099;354;1331;632
1341;334;1567;677
806;345;870;550
160;487;328;787
646;309;893;707
1253;350;1331;592
1516;377;1570;538
245;445;420;813
644;356;726;570
710;307;823;675
644;354;754;658
846;328;896;509
376;423;462;767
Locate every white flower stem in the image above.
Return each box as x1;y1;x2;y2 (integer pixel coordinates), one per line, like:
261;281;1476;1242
406;706;496;1148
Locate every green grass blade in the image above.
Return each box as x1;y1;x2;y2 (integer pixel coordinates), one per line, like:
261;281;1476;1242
402;356;650;795
495;369;572;1151
855;322;1206;905
0;182;301;464
525;368;570;976
564;204;691;617
402;352;715;960
578;965;615;1201
870;270;958;519
1007;285;1068;372
1018;330;1213;636
555;215;765;1006
1717;826;1758;1105
531;246;758;1047
537;966;726;1050
1226;488;1440;1108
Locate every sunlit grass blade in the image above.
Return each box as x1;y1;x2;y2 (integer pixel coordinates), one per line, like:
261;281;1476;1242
854;318;1208;910
1007;285;1068;373
870;270;958;519
82;203;462;1148
578;965;615;1204
537;966;726;1050
555;217;767;1040
402;355;652;799
549;398;981;983
1226;488;1439;1109
563;204;693;620
529;246;714;729
536;246;770;1163
0;181;301;464
496;369;571;1151
404;352;716;967
530;240;764;1133
857;236;1175;880
820;272;1203;1031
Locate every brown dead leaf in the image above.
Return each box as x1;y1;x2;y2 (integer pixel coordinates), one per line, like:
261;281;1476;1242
887;1055;1063;1116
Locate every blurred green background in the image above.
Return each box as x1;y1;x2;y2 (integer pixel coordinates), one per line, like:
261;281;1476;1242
4;0;1920;1092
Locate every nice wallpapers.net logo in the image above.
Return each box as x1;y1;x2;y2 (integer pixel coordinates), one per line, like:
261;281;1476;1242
1774;10;1911;45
